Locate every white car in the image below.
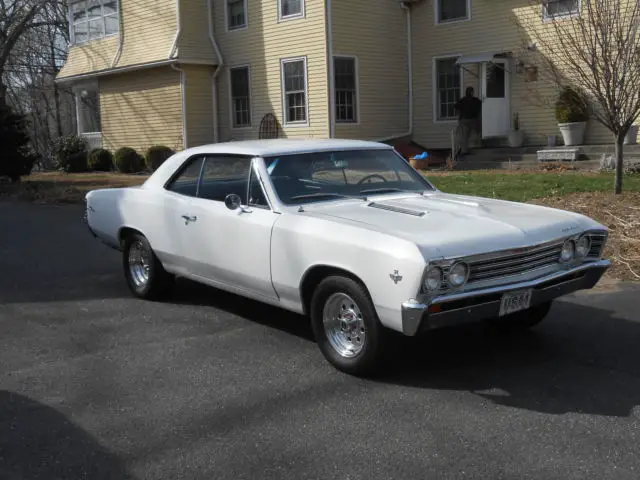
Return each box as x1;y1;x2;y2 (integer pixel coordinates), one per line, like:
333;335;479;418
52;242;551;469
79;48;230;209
85;139;610;375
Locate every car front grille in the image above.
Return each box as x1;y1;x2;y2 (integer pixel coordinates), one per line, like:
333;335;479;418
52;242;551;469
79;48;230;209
587;232;607;258
467;241;564;283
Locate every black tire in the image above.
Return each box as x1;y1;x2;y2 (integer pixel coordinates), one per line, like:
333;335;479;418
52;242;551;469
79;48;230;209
309;275;387;376
488;300;553;332
122;232;174;300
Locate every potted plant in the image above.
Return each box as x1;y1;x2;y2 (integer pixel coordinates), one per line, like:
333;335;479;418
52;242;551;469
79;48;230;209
508;113;525;148
555;86;589;146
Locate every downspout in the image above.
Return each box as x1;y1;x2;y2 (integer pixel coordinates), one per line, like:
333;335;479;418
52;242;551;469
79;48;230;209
169;0;182;58
171;64;188;149
208;0;224;143
111;0;124;67
326;0;335;138
375;1;413;143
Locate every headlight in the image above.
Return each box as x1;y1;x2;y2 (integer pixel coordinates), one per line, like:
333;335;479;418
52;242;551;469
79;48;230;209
449;262;469;287
560;239;575;262
576;235;591;257
424;266;442;291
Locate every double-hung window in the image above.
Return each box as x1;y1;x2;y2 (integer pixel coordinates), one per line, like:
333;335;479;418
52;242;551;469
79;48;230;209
334;57;358;123
543;0;580;20
281;57;308;125
279;0;304;20
70;0;119;44
435;0;470;24
434;57;462;121
226;0;247;30
230;66;252;128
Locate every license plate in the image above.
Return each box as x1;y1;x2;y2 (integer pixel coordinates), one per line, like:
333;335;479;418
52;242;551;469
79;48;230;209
499;289;533;316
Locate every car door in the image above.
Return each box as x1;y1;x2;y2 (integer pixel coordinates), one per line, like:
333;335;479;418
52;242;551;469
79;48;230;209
183;154;280;301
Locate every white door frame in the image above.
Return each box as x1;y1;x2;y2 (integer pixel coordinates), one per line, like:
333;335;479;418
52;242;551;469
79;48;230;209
480;59;510;138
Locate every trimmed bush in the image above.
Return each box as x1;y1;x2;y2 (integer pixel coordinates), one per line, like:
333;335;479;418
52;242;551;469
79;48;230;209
555;86;589;124
0;103;37;182
114;147;145;173
88;148;114;171
145;145;175;171
51;135;88;173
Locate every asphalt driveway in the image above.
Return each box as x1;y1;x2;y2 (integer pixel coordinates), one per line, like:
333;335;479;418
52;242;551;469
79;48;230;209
1;201;640;479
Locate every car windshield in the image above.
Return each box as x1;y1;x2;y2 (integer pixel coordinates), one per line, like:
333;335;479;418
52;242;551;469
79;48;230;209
261;149;435;205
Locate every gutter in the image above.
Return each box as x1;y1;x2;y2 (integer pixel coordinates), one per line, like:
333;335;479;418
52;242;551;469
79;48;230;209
375;1;413;143
55;58;184;83
326;0;335;138
208;0;224;143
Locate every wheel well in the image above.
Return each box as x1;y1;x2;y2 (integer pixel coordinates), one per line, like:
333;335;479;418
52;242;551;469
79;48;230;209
118;227;144;248
300;265;368;316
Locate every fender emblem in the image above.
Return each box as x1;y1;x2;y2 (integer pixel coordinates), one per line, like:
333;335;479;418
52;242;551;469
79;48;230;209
389;270;403;284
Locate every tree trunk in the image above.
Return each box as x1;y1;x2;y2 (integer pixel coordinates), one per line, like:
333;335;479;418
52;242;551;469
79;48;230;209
614;132;625;195
0;82;6;109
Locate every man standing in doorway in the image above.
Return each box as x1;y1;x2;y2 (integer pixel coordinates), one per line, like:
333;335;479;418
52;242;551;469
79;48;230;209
454;86;482;156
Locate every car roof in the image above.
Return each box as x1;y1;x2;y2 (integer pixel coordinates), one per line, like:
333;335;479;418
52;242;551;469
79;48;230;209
175;138;393;157
143;138;395;190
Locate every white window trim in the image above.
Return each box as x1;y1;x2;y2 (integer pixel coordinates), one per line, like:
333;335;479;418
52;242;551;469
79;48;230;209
333;54;360;125
225;0;248;32
69;0;120;45
434;0;471;25
542;0;581;22
228;64;253;130
277;0;305;22
280;56;310;127
72;81;102;135
432;54;464;124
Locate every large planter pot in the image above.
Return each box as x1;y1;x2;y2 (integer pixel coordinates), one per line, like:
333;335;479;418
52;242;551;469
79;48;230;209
624;125;639;145
558;121;587;146
508;130;524;148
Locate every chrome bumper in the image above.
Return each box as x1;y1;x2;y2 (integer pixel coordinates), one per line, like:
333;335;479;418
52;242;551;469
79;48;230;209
400;259;611;336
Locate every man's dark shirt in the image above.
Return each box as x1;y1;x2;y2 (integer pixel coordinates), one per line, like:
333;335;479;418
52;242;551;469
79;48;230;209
455;96;482;120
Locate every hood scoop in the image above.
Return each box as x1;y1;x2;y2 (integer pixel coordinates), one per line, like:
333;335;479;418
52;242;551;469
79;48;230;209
367;201;427;217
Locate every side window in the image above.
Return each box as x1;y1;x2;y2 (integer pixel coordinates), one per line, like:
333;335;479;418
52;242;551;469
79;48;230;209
248;168;269;208
165;157;204;197
198;155;252;202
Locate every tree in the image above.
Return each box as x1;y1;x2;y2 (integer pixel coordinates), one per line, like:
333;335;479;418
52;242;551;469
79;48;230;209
0;101;37;182
515;0;640;194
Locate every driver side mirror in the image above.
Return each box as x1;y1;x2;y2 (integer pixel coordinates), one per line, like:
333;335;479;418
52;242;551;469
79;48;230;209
224;193;251;213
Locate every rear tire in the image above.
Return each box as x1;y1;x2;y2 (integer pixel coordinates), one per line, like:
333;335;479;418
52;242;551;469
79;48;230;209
488;300;553;332
310;275;387;376
122;232;174;300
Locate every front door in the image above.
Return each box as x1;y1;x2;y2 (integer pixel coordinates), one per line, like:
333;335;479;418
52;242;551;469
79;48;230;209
481;59;510;138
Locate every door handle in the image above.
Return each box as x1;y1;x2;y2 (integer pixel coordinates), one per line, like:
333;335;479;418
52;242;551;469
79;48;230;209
181;214;197;225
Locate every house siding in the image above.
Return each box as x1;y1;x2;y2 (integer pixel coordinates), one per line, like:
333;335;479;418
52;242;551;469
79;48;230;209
57;36;119;79
331;0;409;140
213;0;329;142
99;67;184;153
412;0;611;148
184;65;216;147
177;0;219;63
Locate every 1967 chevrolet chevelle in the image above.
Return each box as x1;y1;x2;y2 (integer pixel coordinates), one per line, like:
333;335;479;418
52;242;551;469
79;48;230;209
85;139;610;375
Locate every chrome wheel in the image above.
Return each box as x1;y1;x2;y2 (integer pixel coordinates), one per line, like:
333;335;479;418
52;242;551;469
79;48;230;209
128;240;151;288
322;293;366;358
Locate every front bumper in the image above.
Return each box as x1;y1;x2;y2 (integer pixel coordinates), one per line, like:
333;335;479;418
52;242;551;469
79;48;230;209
400;259;611;336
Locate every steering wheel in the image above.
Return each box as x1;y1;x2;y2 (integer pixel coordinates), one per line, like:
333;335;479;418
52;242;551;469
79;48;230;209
357;173;388;185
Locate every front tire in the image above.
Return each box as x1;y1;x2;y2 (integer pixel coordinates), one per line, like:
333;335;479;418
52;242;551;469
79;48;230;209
310;275;387;376
122;232;174;300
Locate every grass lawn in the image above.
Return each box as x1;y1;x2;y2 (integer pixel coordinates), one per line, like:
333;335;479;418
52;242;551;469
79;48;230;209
2;168;639;282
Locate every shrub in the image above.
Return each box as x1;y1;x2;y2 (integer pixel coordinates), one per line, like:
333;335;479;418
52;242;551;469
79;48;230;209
145;145;175;171
555;86;589;124
0;103;37;182
88;148;114;171
114;147;145;173
51;135;88;173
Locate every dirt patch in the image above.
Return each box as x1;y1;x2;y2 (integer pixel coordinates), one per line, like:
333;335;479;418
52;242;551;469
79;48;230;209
530;192;640;282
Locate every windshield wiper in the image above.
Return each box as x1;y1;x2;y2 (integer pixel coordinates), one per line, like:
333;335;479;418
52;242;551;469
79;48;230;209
359;187;407;195
290;192;364;201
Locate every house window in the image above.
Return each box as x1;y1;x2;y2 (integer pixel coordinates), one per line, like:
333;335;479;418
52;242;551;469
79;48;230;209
69;0;119;44
543;0;580;19
226;0;247;30
436;0;470;23
76;87;101;133
279;0;304;20
230;66;251;128
334;57;358;123
281;57;308;125
435;57;461;121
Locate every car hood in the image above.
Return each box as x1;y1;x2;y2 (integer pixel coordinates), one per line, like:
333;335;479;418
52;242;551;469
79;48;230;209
298;191;602;259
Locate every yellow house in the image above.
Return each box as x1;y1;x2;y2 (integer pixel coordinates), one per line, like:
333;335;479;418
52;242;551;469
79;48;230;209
55;0;613;154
